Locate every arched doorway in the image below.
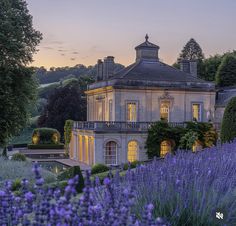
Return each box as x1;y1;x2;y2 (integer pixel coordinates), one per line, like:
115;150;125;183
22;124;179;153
127;141;138;162
105;141;117;165
160;140;172;157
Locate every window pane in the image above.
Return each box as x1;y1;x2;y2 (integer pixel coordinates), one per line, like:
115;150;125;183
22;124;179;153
128;141;138;162
160;103;169;122
160;140;171;157
192;104;201;121
105;141;117;165
127;103;137;122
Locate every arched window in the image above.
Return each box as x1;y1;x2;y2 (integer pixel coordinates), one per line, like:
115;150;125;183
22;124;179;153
160;140;171;157
127;141;138;162
105;141;117;165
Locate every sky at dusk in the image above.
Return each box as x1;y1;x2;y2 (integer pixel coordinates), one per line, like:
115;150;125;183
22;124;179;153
26;0;236;69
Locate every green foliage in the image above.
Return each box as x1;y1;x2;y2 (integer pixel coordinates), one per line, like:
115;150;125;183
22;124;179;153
38;81;87;139
179;131;199;150
0;0;42;66
1;147;8;158
91;164;109;175
64;120;74;156
123;160;141;170
146;121;218;158
28;144;64;149
12;178;22;191
221;97;236;143
178;38;204;61
31;128;61;145
185;122;218;148
146;121;185;158
11;153;26;161
216;53;236;87
200;54;222;81
57;166;84;193
0;0;41;147
10;127;34;145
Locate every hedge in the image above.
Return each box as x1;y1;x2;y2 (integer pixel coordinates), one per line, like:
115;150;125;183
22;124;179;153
31;128;61;145
91;163;109;175
28;144;64;149
221;97;236;143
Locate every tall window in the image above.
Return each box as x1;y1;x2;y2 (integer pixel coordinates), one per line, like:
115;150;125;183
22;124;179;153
109;100;113;121
160;140;171;157
96;101;104;121
127;141;138;162
160;102;170;122
127;102;137;122
192;103;201;121
105;141;117;165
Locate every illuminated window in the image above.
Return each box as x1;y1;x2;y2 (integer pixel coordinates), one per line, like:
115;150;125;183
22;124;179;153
127;141;138;162
160;140;171;157
192;141;202;152
192;103;201;121
127;102;137;122
160;102;170;122
96;101;104;121
109;100;113;121
105;141;117;165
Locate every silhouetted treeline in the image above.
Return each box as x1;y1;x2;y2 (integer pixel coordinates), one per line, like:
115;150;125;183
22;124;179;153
35;63;125;84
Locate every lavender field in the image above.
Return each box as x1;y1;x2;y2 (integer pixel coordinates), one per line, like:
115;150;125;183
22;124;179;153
0;142;235;225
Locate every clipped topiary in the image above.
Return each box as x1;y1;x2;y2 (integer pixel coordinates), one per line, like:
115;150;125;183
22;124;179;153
91;163;109;175
11;153;26;161
57;166;84;193
31;128;61;145
221;97;236;143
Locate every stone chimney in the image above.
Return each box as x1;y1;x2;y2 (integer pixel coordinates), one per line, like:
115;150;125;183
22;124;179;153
103;56;115;79
96;59;103;81
180;59;198;77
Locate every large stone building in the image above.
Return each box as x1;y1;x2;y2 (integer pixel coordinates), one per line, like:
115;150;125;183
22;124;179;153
69;35;216;166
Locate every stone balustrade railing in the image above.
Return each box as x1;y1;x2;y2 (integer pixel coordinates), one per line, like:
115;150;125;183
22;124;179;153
73;121;186;132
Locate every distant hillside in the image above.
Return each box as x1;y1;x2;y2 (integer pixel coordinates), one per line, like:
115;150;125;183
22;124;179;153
35;63;124;84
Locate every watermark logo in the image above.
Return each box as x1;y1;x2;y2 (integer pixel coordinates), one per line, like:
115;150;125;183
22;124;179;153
216;212;224;220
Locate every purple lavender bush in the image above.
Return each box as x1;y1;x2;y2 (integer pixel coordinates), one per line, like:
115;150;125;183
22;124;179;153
0;141;235;225
0;163;168;225
113;142;235;226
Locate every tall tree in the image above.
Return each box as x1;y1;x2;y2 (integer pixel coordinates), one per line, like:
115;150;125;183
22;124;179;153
216;53;236;87
177;38;205;62
0;0;42;147
173;38;205;78
220;97;236;143
38;81;87;140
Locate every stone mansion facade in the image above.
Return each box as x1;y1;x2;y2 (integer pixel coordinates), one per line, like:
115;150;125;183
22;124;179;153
69;35;217;166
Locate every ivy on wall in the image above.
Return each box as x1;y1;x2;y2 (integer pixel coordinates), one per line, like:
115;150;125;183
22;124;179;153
146;121;218;158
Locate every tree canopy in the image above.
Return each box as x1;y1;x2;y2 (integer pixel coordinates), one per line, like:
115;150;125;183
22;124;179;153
216;53;236;87
0;0;42;147
38;80;87;140
178;38;204;62
220;97;236;143
0;0;42;67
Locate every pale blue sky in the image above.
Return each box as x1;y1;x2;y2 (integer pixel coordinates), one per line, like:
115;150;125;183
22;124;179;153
26;0;236;68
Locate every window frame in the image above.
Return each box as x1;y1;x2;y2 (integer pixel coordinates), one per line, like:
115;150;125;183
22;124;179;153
126;100;139;122
104;141;117;165
191;102;203;122
127;140;139;162
160;101;170;122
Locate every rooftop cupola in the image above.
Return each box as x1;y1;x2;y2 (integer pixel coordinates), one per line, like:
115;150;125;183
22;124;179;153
135;34;160;62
